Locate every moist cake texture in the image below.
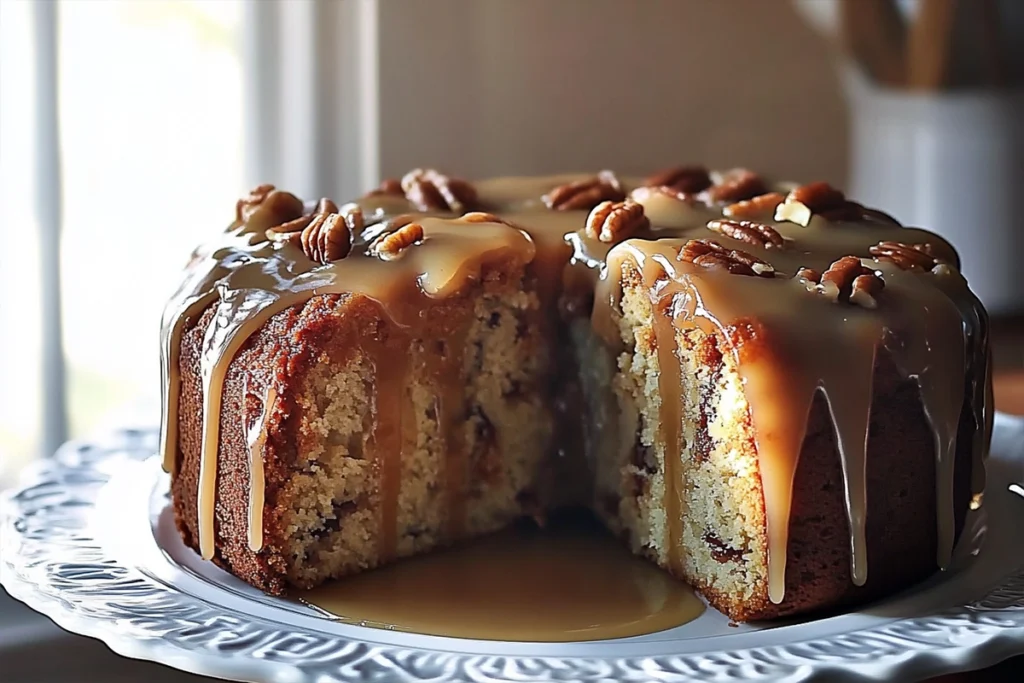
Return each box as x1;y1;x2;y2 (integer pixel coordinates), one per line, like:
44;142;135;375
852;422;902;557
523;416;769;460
164;168;991;621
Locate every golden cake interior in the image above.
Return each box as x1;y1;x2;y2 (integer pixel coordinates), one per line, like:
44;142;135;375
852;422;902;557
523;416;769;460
164;169;991;622
278;276;552;588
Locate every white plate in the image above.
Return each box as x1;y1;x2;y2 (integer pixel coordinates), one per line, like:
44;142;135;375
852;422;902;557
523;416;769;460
3;417;1024;683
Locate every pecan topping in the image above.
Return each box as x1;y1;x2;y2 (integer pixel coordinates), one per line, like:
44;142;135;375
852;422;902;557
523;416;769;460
642;165;712;193
803;256;885;308
401;168;478;212
585;200;649;244
301;212;354;264
723;192;785;220
458;211;510;225
775;181;863;226
869;240;944;272
236;184;304;226
367;178;403;197
267;197;339;235
237;183;274;220
795;267;821;282
543;171;625;211
678;239;775;278
706;219;785;249
374;221;425;260
387;213;420;230
630;185;699;206
266;198;362;264
703;169;768;204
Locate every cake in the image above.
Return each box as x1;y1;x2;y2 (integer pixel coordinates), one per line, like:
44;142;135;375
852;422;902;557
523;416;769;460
164;167;991;622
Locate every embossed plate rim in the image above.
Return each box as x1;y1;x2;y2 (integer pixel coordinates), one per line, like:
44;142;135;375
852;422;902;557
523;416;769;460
3;416;1024;682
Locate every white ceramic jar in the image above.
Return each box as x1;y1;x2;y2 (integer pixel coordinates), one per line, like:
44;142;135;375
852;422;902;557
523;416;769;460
845;70;1024;315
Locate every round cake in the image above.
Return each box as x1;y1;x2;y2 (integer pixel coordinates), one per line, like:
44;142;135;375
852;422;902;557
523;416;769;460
163;166;991;622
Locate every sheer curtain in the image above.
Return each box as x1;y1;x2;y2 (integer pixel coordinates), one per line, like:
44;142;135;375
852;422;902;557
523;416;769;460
1;0;251;483
0;0;255;646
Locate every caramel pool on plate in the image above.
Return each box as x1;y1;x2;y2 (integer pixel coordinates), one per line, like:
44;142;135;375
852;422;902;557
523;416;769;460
299;511;705;642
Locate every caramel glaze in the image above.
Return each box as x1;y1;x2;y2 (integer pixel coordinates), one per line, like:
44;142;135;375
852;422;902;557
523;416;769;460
161;171;990;607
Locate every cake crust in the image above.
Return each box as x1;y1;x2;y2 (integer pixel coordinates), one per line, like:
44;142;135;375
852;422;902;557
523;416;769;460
174;293;373;593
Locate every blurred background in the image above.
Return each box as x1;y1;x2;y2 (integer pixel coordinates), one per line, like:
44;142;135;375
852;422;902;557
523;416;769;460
1;0;1022;484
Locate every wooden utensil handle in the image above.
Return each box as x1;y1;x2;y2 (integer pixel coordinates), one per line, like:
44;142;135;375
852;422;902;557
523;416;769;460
908;0;958;90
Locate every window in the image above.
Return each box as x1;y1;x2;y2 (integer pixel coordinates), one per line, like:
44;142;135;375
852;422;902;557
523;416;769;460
0;0;43;483
0;0;245;483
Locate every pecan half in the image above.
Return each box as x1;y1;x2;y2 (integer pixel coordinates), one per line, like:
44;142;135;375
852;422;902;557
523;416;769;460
642;165;711;193
869;240;943;272
401;168;478;213
775;181;863;226
706;219;785;249
795;267;821;282
374;221;425;260
585;200;649;244
266;197;340;235
387;213;420;230
301;212;354;264
266;199;361;264
723;192;785;220
703;169;768;204
678;239;775;278
630;185;699;206
543;171;625;211
458;211;510;225
237;183;274;221
367;178;403;197
803;256;885;308
236;184;305;226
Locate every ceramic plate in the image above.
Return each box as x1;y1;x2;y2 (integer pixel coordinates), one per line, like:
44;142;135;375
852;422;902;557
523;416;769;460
4;416;1024;683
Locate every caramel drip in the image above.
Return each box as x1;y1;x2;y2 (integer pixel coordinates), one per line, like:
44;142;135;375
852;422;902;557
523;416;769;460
160;236;253;476
419;325;471;542
650;294;685;575
198;289;302;559
826;348;876;585
888;272;968;568
244;384;277;553
160;292;215;476
933;275;992;509
159;311;184;476
501;209;579;312
366;341;407;563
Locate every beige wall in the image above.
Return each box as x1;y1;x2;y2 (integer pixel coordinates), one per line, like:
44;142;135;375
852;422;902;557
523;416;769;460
375;0;848;185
